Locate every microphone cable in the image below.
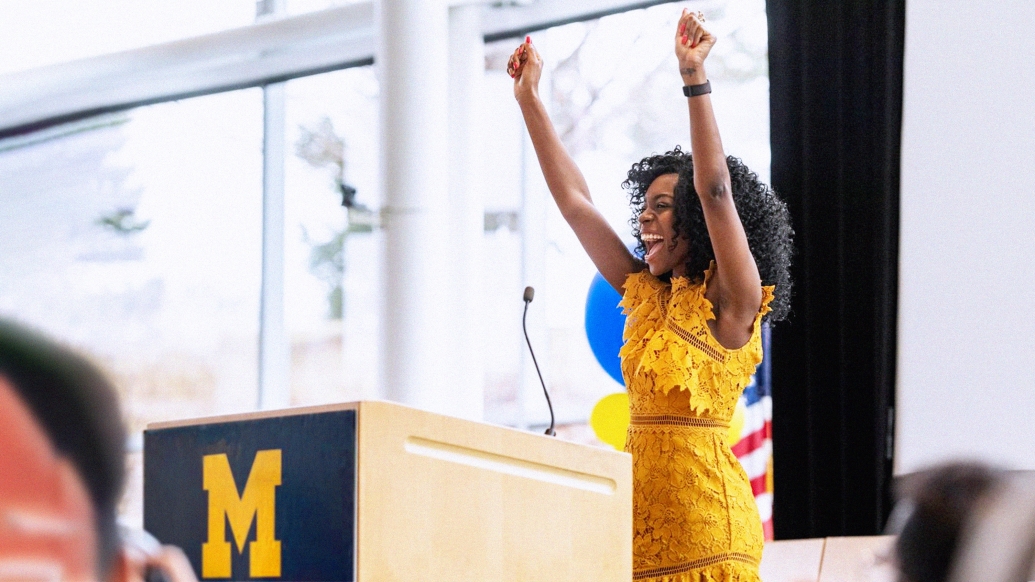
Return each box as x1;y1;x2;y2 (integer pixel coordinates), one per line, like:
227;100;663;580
522;286;556;436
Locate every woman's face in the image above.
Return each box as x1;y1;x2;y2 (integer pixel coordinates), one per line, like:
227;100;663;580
638;173;690;277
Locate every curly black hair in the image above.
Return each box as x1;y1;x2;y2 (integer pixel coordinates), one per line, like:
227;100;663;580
623;146;794;322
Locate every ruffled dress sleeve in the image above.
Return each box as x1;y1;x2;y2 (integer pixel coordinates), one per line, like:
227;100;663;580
619;270;663;316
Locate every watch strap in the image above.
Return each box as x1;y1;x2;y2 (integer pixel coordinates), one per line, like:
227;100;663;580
682;80;712;97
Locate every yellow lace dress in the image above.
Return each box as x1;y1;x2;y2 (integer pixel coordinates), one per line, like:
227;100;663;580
619;265;774;582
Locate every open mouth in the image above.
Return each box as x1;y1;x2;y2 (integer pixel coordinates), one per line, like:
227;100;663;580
642;233;664;262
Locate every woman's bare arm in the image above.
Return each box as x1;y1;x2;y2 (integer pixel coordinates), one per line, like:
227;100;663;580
510;41;640;292
676;10;763;346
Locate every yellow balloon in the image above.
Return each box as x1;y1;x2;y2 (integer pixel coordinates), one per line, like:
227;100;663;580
589;392;630;451
727;398;746;446
590;393;748;451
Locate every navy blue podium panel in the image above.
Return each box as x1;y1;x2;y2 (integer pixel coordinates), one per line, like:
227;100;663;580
144;409;356;581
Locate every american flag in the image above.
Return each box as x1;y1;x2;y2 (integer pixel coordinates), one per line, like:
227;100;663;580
730;324;774;540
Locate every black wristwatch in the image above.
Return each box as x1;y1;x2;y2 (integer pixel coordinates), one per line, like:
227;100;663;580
682;81;712;97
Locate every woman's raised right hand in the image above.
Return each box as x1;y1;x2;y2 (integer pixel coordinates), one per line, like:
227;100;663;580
509;36;542;101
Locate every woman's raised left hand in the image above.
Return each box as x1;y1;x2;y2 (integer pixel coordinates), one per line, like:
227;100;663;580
509;36;543;102
675;8;714;84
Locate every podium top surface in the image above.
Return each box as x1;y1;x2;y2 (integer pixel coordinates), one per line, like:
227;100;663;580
146;400;361;430
145;399;629;461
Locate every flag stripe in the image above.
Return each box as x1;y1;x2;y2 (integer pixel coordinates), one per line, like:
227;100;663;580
750;474;767;497
731;421;771;457
735;442;771;479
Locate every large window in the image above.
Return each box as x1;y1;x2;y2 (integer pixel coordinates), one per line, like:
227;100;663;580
0;89;265;524
283;66;381;406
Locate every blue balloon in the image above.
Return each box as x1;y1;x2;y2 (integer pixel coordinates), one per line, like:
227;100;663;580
584;272;626;386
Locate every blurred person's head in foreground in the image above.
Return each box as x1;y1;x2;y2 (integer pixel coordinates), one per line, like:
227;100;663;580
0;319;199;582
0;319;125;581
893;461;1004;582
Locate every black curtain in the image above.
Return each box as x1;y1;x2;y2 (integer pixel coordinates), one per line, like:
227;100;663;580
766;0;905;538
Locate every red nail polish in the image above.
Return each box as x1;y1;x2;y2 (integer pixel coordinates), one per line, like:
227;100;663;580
682;34;688;44
525;35;531;44
679;22;686;34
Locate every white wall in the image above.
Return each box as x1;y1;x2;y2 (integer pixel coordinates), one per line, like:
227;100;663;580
897;0;1035;474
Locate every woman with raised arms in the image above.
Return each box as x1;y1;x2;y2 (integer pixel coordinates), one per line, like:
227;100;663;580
508;8;793;581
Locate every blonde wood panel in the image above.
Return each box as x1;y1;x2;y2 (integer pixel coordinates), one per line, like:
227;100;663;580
354;400;632;582
818;536;896;582
760;538;826;582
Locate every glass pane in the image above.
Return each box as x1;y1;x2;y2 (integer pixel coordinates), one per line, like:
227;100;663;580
479;72;527;427
0;88;264;523
482;0;771;433
283;67;381;407
0;1;256;75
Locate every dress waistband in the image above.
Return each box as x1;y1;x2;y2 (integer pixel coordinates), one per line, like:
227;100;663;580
628;413;729;428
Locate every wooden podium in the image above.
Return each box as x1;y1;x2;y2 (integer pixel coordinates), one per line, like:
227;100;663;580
144;400;632;581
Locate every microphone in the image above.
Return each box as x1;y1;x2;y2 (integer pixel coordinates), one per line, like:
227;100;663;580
522;286;556;437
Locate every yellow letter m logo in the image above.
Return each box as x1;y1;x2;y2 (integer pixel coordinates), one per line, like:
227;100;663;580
202;449;282;579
